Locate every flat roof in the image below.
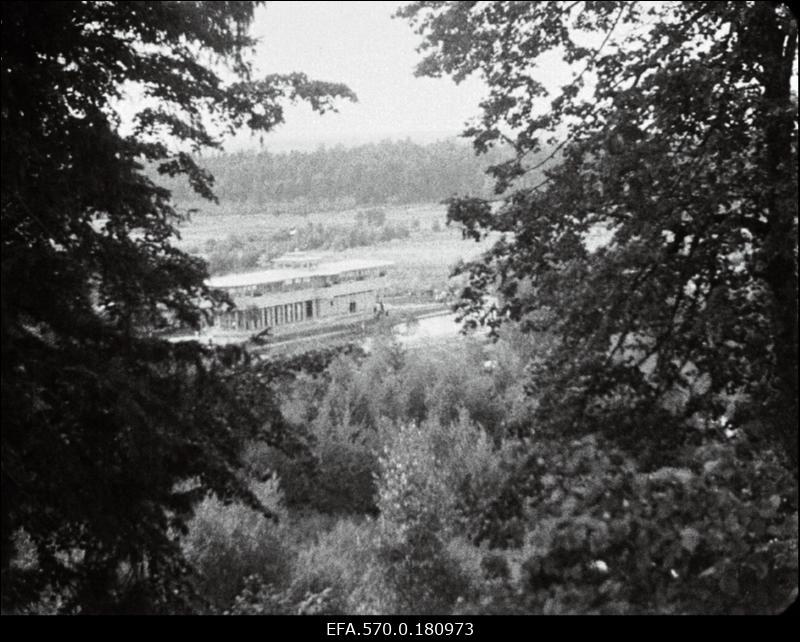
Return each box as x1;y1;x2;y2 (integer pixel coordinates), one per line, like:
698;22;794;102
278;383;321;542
206;258;394;289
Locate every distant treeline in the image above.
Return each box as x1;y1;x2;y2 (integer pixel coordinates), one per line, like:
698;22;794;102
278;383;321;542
163;139;516;208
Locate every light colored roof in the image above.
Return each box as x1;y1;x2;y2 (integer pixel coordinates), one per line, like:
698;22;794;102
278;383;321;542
206;258;394;289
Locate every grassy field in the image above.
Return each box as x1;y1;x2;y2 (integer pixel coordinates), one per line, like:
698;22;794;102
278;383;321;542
175;202;447;246
174;203;498;298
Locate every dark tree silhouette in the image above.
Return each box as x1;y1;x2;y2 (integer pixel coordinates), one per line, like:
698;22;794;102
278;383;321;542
1;1;353;612
400;1;798;469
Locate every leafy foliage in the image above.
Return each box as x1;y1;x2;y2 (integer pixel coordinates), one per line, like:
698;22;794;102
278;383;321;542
181;477;290;611
376;423;472;614
283;518;389;614
228;576;336;615
399;1;798;468
470;432;797;614
1;1;353;612
89;327;794;614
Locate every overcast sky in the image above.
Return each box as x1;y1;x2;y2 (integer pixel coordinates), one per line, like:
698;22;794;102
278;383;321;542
125;3;797;155
227;1;489;152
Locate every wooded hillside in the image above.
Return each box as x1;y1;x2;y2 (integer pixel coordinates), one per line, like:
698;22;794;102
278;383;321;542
163;139;536;208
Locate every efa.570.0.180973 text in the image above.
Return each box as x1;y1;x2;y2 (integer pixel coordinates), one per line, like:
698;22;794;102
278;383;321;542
326;622;474;636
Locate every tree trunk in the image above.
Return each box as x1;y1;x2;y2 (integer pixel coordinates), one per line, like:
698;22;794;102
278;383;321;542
759;5;798;473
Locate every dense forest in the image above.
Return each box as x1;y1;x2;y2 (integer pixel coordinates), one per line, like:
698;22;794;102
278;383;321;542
163;139;523;209
173;327;798;615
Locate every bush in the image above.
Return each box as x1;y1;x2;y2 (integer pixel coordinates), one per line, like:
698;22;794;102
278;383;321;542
474;432;798;614
312;433;380;515
377;423;456;540
363;208;386;227
287;518;389;614
228;576;336;615
181;477;292;610
426;411;519;539
241;440;317;509
375;423;472;613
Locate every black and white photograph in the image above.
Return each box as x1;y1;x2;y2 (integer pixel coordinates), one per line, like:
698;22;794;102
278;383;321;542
1;0;797;619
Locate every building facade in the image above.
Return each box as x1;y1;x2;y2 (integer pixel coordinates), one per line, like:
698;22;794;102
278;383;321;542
205;252;392;335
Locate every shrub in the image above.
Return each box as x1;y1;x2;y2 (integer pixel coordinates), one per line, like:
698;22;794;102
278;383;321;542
375;423;472;613
311;433;380;515
363;208;386;227
425;411;520;539
476;432;798;614
181;477;292;610
377;423;456;540
228;575;335;615
245;426;379;517
242;440;317;508
287;518;389;614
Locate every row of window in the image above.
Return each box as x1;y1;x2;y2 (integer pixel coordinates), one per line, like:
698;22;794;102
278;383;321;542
213;291;376;332
214;299;315;331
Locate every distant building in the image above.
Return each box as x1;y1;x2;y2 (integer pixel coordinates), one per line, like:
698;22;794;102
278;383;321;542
205;252;393;334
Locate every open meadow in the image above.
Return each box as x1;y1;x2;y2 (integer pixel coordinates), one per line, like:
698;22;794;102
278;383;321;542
175;202;499;298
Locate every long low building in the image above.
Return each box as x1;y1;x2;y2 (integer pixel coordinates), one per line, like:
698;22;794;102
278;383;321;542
205;252;393;335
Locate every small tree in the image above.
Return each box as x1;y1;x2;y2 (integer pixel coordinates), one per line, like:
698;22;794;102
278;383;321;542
376;423;468;613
